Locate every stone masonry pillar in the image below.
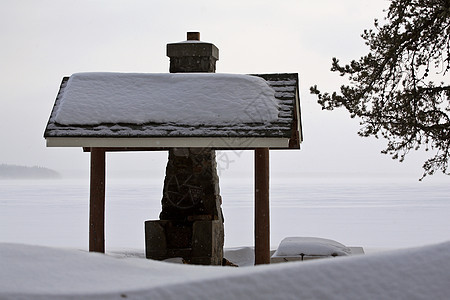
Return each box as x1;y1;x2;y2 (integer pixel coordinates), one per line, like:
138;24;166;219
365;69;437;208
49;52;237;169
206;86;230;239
145;32;224;265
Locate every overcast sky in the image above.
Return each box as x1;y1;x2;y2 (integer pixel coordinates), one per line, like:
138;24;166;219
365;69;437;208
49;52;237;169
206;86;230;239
1;0;440;181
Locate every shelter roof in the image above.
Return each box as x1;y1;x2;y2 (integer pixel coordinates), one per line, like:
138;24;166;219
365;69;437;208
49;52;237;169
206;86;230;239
44;73;302;149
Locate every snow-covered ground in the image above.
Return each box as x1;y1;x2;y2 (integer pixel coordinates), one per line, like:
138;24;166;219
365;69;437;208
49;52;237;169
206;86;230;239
1;241;450;299
1;176;449;299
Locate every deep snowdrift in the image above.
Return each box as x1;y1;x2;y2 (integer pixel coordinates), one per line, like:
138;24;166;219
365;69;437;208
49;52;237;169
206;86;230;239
1;242;449;299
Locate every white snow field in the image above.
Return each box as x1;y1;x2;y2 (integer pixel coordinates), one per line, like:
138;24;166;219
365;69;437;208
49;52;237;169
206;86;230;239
1;177;449;299
1;241;450;299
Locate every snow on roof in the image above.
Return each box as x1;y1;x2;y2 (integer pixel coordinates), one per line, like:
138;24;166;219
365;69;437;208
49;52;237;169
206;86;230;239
44;73;301;148
54;73;279;126
1;242;450;299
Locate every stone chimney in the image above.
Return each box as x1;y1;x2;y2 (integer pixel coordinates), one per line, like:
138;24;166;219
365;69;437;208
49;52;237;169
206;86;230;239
145;32;224;265
167;32;219;73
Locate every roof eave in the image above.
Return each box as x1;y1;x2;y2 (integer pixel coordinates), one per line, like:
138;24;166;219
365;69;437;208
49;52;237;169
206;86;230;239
45;136;292;149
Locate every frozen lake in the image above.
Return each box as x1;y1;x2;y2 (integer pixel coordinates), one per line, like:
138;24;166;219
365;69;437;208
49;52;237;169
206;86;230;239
0;175;449;252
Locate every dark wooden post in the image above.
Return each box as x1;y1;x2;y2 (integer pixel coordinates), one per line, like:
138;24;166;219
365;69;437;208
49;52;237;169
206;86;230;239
254;147;270;264
89;148;106;253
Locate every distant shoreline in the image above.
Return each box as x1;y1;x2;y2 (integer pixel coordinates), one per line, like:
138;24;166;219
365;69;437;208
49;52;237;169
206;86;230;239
0;164;61;179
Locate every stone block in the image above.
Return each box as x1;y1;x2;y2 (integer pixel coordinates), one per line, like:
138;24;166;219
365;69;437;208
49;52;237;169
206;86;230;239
167;42;219;73
192;220;224;265
165;222;192;249
145;219;224;265
144;220;168;259
167;42;219;60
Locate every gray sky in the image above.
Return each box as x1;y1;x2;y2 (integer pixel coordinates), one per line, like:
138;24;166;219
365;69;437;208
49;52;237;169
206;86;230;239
0;0;438;180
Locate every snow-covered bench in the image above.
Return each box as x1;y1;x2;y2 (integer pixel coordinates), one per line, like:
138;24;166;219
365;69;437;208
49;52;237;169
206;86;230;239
271;237;364;263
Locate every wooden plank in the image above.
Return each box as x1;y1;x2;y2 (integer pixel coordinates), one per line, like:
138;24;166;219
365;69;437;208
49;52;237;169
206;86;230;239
47;136;290;149
83;147;297;152
254;148;270;265
83;147;168;152
89;148;106;253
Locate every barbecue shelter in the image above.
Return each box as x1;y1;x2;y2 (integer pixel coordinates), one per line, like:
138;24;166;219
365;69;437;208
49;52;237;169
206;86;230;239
44;32;302;265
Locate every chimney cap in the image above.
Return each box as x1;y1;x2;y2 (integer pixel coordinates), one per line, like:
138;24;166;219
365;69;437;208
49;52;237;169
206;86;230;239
187;32;200;41
167;32;219;60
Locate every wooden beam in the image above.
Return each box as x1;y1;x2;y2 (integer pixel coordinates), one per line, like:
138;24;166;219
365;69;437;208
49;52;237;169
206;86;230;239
83;147;292;153
89;148;106;253
254;148;270;265
83;147;169;152
47;136;290;149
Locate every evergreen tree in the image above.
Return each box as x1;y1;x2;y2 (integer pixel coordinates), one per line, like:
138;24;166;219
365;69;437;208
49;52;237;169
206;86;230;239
311;0;450;179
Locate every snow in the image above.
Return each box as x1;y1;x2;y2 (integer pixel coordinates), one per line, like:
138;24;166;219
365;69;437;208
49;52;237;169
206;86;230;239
221;247;255;267
177;40;209;43
1;178;449;299
272;237;352;258
54;73;279;126
1;242;450;299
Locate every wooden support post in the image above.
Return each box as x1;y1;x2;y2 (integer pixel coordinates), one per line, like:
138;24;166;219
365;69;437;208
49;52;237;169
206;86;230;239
254;148;270;265
89;148;106;253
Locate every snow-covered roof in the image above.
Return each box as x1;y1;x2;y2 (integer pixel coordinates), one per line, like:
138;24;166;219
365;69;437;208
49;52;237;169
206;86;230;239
44;73;302;149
